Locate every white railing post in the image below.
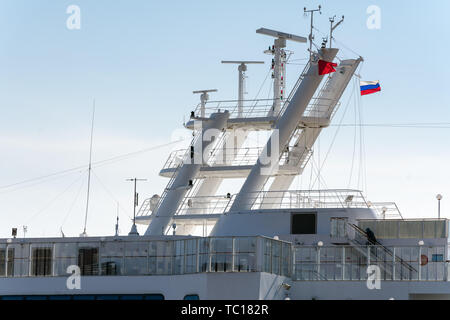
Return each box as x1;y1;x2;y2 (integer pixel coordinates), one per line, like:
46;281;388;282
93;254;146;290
5;244;9;277
52;243;56;277
317;247;321;280
392;247;396;281
418;246;422;281
231;238;235;272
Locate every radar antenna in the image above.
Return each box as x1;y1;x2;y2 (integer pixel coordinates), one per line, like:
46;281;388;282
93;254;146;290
193;89;218;118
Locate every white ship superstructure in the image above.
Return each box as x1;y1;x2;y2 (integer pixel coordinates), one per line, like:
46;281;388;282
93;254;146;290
1;12;449;300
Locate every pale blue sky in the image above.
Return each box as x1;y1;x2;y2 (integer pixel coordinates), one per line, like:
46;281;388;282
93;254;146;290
1;0;449;237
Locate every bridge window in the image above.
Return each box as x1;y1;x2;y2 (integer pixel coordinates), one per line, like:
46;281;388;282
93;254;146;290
0;248;14;277
78;247;99;275
291;213;316;234
32;247;52;276
184;294;200;300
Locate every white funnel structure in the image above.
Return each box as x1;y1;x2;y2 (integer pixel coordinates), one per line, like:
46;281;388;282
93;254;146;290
228;48;338;212
145;111;229;235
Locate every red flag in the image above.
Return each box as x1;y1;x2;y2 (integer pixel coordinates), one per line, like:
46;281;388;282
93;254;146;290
318;59;337;75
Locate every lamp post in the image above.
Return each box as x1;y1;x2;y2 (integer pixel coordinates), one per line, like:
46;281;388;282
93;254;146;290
317;241;323;279
436;194;443;219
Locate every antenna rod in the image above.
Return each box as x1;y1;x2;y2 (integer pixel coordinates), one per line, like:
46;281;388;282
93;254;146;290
115;202;119;236
126;177;147;236
329;15;344;48
82;99;96;237
304;5;322;61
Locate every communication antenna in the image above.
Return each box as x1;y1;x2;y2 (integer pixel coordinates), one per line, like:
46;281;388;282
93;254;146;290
256;28;306;115
81;99;96;238
23;225;28;238
221;61;264;117
126;177;147;236
193;89;218;118
115;202;120;236
329;15;344;48
304;5;322;61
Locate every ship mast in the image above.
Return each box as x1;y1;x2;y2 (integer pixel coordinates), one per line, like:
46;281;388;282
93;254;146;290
329;15;344;48
127;178;147;236
304;6;322;61
221;61;264;117
256;28;307;116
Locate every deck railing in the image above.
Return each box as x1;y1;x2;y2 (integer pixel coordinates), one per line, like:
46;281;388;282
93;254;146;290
0;236;292;279
138;189;382;218
191;98;284;119
294;244;448;281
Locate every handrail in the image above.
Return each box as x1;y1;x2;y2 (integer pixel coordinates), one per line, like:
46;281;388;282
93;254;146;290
138;189;372;218
348;223;417;273
191;98;288;120
163;146;290;170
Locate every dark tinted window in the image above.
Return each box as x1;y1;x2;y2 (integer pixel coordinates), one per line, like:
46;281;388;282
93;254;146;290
291;213;316;234
32;248;52;276
78;247;99;275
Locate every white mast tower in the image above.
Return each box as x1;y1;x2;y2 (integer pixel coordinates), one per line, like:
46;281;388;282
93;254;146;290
221;61;264;117
256;28;307;116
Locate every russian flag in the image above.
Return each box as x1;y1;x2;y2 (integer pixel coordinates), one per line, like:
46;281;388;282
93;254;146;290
360;81;381;96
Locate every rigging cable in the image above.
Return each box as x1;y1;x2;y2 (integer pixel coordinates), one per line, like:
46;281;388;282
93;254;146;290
60;171;87;231
92;171;132;219
0;139;182;194
310;74;358;189
24;170;87;224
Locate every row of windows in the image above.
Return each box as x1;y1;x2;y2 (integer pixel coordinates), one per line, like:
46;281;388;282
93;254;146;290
1;237;293;278
0;294;199;301
1;237;262;277
1;247;257;277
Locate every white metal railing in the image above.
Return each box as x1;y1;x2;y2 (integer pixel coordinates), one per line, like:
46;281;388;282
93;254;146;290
139;189;385;218
191;98;286;119
0;236;292;278
176;195;232;215
162;146;290;170
294;244;447;281
225;189;369;212
369;202;404;220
